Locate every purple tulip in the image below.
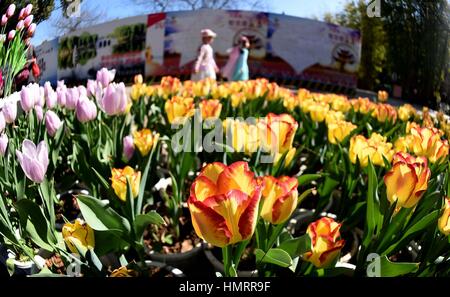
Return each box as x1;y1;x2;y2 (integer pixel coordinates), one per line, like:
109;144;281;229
27;23;36;37
35;86;45;107
6;4;16;18
16;20;24;30
24;15;33;27
0;134;8;156
45;110;63;137
57;80;65;88
16;139;49;183
76;96;97;123
86;80;96;97
100;82;128;115
56;86;67;107
0;113;5;133
123;135;135;161
20;85;34;112
1;14;8;26
35;105;43;122
2;100;17;123
78;85;87;97
24;4;33;17
65;87;79;110
96;68;116;88
7;30;16;41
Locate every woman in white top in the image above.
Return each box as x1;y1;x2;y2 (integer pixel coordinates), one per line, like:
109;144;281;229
192;29;218;81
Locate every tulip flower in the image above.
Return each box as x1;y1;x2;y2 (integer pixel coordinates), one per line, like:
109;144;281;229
349;133;394;167
6;4;15;18
394;135;414;153
76;96;97;123
223;119;260;155
100;82;128;115
327;120;357;144
2;100;17;124
65;87;80;110
378;90;389;102
24;4;33;16
199;99;222;119
134;74;143;85
258;113;298;155
56;85;67;107
18;8;25;20
20;85;34;112
0;113;5;133
123;135;135;161
86;79;96;97
164;96;195;124
373;103;397;124
24;15;33;27
0;134;8;156
303;217;345;268
110;266;138;277
1;14;7;26
96;67;116;88
45;110;63;137
384;152;431;209
308;102;329;122
398;104;416;122
34;105;43;122
231;92;246;108
16;139;49;183
132;128;159;157
27;23;36;36
438;197;450;236
350;97;376;114
111;166;141;202
410;126;449;164
325;110;345;125
7;30;16;41
188;161;262;247
260;176;298;225
62;219;95;255
16;20;24;30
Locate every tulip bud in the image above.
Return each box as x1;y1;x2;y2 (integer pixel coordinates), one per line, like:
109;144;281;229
384;152;431;209
122;135;135;161
96;67;116;88
7;30;16;41
16;20;24;30
27;23;36;37
20;85;34;112
327;120;357;144
199;99;222;119
62;219;95;255
0;113;5;133
260;176;298;225
36;86;45;107
1;14;8;26
6;4;16;18
303;217;345;268
45;110;63;137
24;15;33;27
78;85;87;97
56;85;67;107
132;128;158;157
164;96;195;124
438;197;450;236
65;87;79;110
24;4;33;17
34;105;43;122
100;82;128;115
76;96;97;123
16;139;49;183
18;8;25;20
111;166;141;202
0;133;8;156
2;100;17;124
86;79;96;97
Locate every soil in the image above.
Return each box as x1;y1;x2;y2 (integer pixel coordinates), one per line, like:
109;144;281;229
55;192;81;225
210;244;257;272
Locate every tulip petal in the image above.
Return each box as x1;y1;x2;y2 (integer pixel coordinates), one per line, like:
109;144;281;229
217;161;256;196
191;176;218;202
384;162;417;207
199;162;226;184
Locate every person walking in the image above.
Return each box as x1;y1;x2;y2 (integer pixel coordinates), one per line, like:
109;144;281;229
222;41;240;81
192;29;218;81
231;36;250;81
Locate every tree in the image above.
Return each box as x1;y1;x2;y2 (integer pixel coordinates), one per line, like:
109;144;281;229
133;0;268;12
52;4;106;35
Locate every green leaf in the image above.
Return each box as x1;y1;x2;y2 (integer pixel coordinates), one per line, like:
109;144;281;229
370;255;419;277
93;230;129;256
255;248;293;268
277;234;311;258
134;211;165;239
15;199;56;252
136;142;158;215
363;159;383;247
297;174;322;187
318;175;339;197
76;195;131;238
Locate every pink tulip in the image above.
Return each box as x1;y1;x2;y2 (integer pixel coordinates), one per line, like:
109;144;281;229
0;113;5;133
76;96;97;123
24;15;33;27
78;85;87;97
7;30;16;41
100;82;128;115
36;86;45;107
2;100;17;123
96;67;116;88
6;4;15;18
18;8;25;20
24;4;33;17
86;80;96;97
56;86;67;107
45;110;63;137
46;89;57;109
123;135;135;161
65;87;79;110
16;139;49;183
20;85;34;112
34;105;43;122
0;134;8;156
27;23;36;37
1;14;8;26
16;20;24;30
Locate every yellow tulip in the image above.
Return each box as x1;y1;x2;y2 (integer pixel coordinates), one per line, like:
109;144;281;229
398;104;416;122
349;133;394;167
199;99;222;119
111;166;141;201
384;152;431;209
231;92;246;108
410;126;449;163
303;217;345;268
260;176;298;224
62;219;95;254
134;74;143;85
331;96;351;113
160;76;181;97
110;266;139;277
373;103;397;124
308;102;330;122
350;97;376;114
133;128;159;157
258;113;298;155
223;119;259;155
394;135;414;153
188;162;261;247
378;90;389;102
438;197;450;236
325;110;345;125
327;120;357;144
164;96;195;124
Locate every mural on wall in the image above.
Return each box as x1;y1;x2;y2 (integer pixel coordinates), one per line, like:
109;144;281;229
37;10;361;88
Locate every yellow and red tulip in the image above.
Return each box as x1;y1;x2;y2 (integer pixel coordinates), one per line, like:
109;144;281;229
349;133;394;167
188;161;262;247
373;103;397;124
327;120;357;144
199;99;222;119
132;128;159;157
258;113;298;155
398;104;416;122
111;166;141;202
62;219;95;254
260;176;298;225
164;96;195;124
410;126;449;163
384;152;431;209
378;90;389;102
438;197;450;236
303;217;345;268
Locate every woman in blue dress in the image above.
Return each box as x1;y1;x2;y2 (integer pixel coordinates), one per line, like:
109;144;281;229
232;36;250;81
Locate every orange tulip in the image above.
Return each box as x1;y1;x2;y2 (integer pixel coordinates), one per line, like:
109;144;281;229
111;166;141;202
258;113;298;155
373;103;397;124
260;176;298;225
199;99;222;119
303;217;345;268
164;96;195;124
188;161;262;247
438;197;450;236
410;126;449;163
384;152;431;209
350;97;376;114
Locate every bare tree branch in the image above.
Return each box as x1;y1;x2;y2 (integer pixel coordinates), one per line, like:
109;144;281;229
52;5;106;35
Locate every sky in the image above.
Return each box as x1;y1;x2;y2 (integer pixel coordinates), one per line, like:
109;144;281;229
31;0;348;45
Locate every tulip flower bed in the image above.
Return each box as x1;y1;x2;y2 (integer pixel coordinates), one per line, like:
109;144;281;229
0;70;449;278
